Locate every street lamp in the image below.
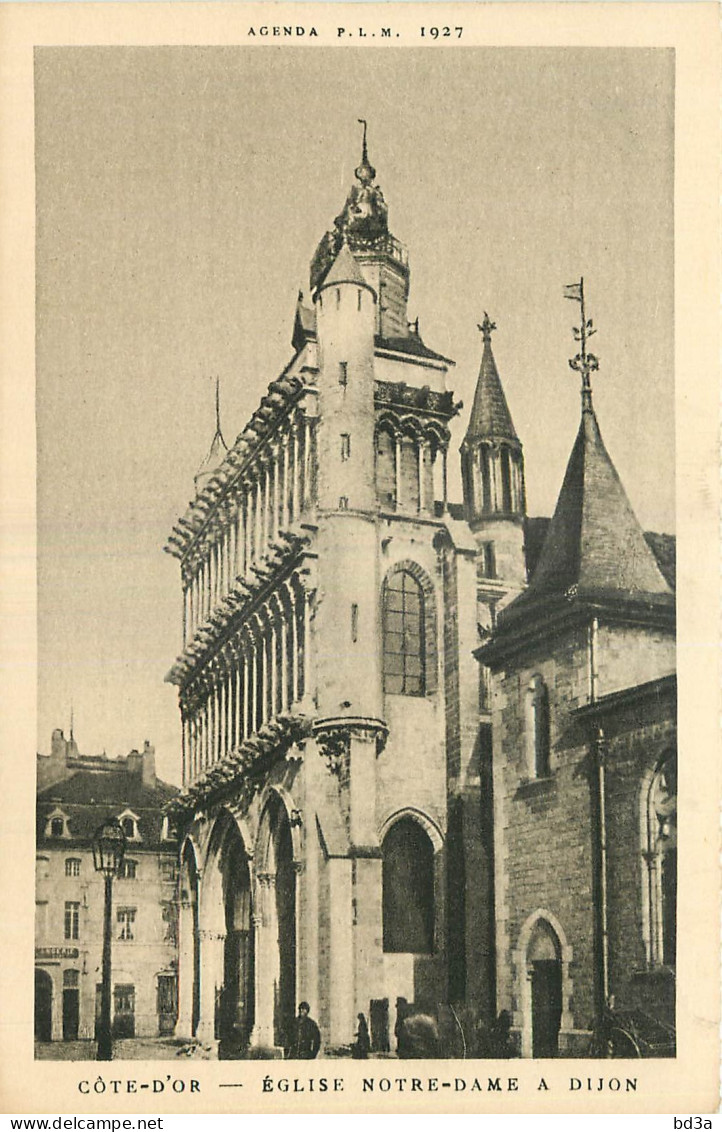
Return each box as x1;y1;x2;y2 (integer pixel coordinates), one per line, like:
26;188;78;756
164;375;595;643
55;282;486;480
92;818;126;1061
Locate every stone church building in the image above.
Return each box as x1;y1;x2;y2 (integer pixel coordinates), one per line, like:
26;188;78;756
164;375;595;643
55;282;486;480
163;134;676;1057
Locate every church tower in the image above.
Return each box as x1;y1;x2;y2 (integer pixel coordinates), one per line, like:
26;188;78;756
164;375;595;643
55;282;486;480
479;285;675;1056
461;314;527;595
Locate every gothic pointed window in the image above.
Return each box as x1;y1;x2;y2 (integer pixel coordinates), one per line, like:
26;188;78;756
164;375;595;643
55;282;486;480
383;569;425;695
382;818;435;954
645;752;677;967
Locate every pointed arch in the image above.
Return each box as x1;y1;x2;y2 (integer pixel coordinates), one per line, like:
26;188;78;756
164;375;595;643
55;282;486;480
513;909;574;1058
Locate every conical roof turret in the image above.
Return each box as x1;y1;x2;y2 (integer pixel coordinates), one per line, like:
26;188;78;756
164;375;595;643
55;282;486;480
463;314;518;445
522;405;670;601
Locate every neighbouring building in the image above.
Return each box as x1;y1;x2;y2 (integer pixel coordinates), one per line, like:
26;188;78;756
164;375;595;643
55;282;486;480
35;731;180;1043
162;131;676;1057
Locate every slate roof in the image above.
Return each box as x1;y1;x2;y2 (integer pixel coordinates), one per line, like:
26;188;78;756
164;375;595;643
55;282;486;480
318;241;371;291
516;407;671;604
524;518;675;592
376;335;454;366
464;336;518;444
37;769;179;848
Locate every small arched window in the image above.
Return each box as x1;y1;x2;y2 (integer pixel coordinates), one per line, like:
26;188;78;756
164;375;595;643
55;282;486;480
645;753;677;967
527;675;551;778
382;818;435;954
383;570;425;696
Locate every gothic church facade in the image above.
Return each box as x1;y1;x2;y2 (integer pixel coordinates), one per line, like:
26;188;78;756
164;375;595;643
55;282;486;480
164;135;676;1057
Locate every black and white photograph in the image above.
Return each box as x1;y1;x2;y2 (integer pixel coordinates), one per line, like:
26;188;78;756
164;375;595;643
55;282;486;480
0;4;718;1115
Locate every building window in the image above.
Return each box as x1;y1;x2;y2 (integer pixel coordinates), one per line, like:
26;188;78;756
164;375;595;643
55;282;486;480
338;361;348;389
159;859;178;882
65;858;81;878
341;434;351;461
479;542;497;579
119;859;137;880
382;818;435;954
47;812;69;838
63;968;79;989
527;674;551;778
500;446;513;512
351;603;359;643
118;812;140;841
64;901;80;940
36;855;50;880
383;569;425;696
645;752;677;967
117;907;136;941
162;902;178;945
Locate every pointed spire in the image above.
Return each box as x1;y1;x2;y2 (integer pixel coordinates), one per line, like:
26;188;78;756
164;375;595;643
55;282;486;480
464;314;518;444
522;407;670;601
355;118;376;185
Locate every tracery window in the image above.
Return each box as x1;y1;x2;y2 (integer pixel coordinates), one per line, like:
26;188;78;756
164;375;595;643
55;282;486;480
645;753;677;967
383;570;425;695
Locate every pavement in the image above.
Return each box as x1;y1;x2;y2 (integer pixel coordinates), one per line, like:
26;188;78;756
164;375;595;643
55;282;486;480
35;1038;189;1061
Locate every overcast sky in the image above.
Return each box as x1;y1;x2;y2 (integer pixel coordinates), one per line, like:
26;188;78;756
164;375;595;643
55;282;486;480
36;46;674;784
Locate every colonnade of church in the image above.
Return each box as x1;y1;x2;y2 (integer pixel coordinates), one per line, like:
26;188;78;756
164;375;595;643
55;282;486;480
465;440;525;516
374;419;449;513
183;413;317;642
180;576;311;786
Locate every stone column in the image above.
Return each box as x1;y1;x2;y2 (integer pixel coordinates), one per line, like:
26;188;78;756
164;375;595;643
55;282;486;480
281;435;290;531
250;876;279;1050
289;586;299;704
243;644;251;741
176;899;195;1039
303;417;312;509
295;421;303;523
196;930;224;1043
442;446;449;508
418;440;427;512
394;435;402;508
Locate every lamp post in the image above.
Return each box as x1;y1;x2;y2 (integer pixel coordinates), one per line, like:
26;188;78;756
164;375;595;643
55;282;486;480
92;818;126;1061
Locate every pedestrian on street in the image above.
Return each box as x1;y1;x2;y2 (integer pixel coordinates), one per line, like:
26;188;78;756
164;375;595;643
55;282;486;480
289;1001;321;1059
352;1013;370;1059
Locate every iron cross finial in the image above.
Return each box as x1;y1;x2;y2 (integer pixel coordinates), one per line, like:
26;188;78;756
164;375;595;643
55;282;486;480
478;313;497;343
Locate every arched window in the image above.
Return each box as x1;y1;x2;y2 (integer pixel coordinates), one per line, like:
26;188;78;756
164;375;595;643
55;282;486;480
645;753;677;967
383;570;425;696
382;818;435;954
527;675;551;778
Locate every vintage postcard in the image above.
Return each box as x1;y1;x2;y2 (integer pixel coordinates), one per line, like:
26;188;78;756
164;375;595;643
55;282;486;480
0;1;719;1116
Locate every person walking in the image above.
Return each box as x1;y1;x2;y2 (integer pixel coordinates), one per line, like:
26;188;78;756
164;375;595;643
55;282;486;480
352;1013;370;1059
289;1002;321;1059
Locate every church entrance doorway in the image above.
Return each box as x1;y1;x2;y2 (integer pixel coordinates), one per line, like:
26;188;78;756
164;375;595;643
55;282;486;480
528;920;562;1057
531;959;562;1057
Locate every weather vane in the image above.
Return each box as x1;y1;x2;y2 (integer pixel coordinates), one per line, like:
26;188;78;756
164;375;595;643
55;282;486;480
564;278;599;411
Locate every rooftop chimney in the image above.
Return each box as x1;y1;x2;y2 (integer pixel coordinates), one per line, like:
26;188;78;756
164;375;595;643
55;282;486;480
142;740;156;790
